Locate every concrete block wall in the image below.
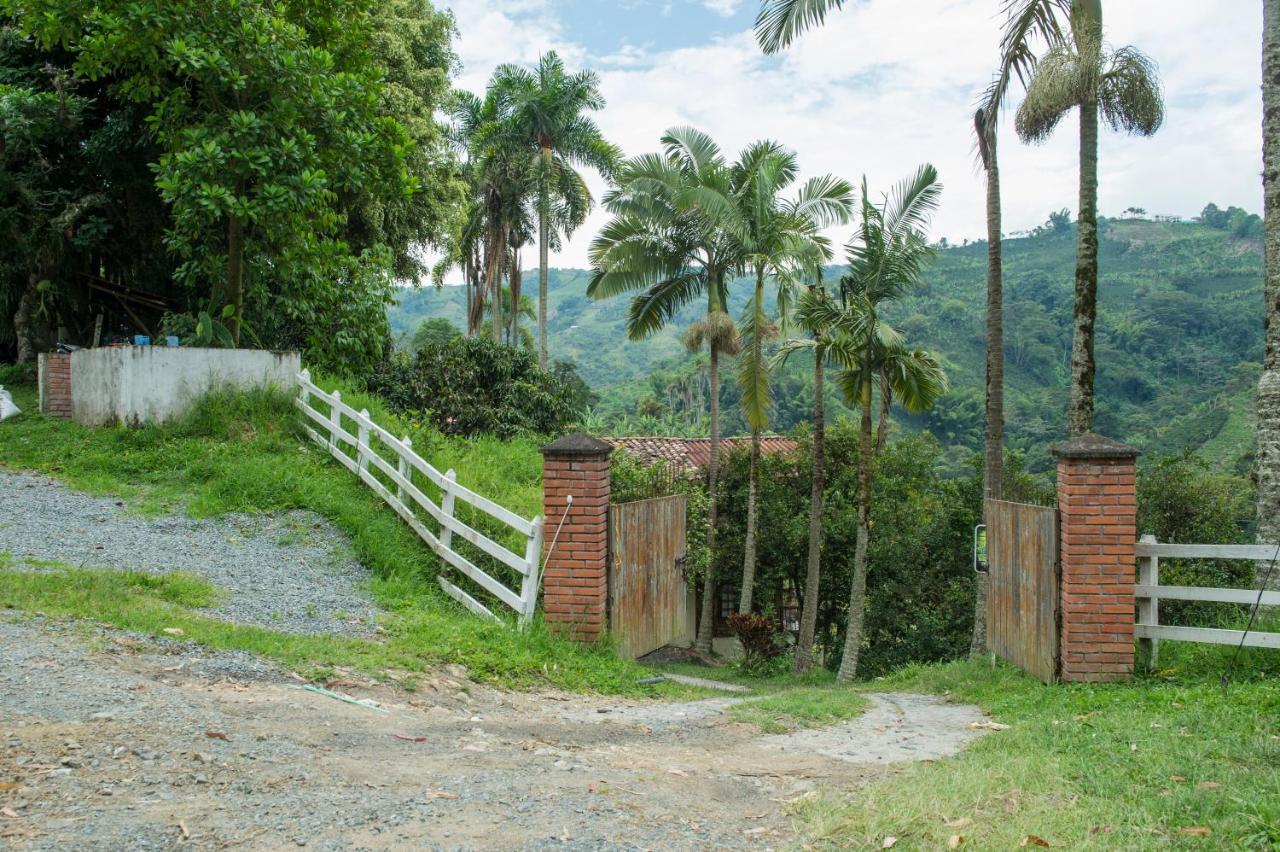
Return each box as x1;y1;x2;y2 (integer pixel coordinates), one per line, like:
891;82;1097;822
1054;434;1141;682
37;352;72;418
540;434;612;641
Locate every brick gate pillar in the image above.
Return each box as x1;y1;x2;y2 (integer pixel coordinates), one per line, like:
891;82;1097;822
1054;433;1141;682
540;434;612;641
37;352;73;419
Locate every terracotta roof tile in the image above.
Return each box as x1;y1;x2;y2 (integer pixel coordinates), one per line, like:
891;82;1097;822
604;436;799;473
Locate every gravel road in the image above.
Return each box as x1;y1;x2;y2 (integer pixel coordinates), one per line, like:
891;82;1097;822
0;616;997;850
0;471;378;636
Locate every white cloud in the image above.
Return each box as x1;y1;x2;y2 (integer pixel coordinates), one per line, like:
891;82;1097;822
702;0;742;17
438;0;1263;271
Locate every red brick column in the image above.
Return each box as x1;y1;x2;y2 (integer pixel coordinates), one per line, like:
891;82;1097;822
1054;433;1141;682
540;434;612;641
37;352;73;419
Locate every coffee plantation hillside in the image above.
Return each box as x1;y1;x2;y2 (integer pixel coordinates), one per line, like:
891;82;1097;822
392;212;1263;473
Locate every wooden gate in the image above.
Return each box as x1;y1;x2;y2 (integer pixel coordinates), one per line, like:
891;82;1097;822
986;498;1059;683
609;495;687;658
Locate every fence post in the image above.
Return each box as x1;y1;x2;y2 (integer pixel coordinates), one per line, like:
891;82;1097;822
518;516;546;628
357;409;371;475
1137;533;1159;671
298;369;310;410
440;469;457;549
1054;433;1141;682
397;436;411;503
328;390;342;454
540;433;612;642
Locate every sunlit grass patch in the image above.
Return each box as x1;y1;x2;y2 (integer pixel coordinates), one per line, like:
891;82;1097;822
729;686;869;733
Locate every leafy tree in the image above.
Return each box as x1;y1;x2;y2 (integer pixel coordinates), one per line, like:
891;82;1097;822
411;317;461;352
589;126;743;654
1014;0;1165;436
801;165;948;683
491;51;618;368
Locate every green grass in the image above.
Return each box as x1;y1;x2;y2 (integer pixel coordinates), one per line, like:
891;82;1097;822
794;645;1280;849
0;380;673;696
729;686;869;733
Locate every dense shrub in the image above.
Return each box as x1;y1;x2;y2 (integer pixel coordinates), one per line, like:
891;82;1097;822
609;452;712;593
1137;452;1256;627
367;336;587;438
713;427;985;678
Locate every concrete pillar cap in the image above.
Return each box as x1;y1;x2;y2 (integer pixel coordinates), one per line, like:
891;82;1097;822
1052;432;1142;460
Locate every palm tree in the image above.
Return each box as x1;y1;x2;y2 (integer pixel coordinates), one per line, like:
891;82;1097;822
492;52;619;368
755;0;847;53
969;0;1073;656
588;127;742;654
811;165;947;684
774;266;835;672
1259;0;1280;573
726;143;853;615
1014;0;1164;436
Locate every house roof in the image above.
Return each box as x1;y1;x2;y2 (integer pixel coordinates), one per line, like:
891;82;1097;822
604;436;800;473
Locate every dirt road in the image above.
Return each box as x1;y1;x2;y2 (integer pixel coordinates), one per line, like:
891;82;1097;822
0;616;990;850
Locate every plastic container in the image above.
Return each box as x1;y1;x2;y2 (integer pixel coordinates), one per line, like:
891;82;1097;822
165;336;180;347
134;335;151;346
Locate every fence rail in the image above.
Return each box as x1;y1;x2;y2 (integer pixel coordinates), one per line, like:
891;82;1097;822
1135;535;1280;665
295;370;543;625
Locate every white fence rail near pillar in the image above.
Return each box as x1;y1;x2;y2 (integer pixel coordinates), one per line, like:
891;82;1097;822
1135;535;1280;668
295;370;544;626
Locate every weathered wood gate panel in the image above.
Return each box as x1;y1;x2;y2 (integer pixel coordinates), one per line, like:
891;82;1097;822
986;498;1059;683
609;495;687;659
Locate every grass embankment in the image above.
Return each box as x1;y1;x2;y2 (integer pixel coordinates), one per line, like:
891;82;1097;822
0;375;669;695
796;645;1280;849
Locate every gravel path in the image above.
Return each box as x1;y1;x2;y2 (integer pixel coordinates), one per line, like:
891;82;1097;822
0;471;379;636
0;617;998;850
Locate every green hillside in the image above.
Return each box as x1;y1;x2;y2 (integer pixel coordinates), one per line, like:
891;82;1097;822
390;214;1264;472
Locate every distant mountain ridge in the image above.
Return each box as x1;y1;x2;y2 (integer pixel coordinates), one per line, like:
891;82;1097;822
390;215;1263;472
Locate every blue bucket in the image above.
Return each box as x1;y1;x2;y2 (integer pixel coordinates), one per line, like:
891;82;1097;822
133;335;151;346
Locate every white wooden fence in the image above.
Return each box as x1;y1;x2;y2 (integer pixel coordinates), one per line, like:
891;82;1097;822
1136;534;1280;666
295;370;544;626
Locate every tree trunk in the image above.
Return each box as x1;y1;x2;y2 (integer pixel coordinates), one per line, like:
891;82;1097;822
486;224;503;344
836;382;874;684
794;339;825;673
539;146;552;368
972;123;1005;656
509;249;522;346
14;276;36;364
1068;94;1100;437
1259;0;1280;583
226;213;245;347
875;375;890;452
738;427;761;614
695;339;721;654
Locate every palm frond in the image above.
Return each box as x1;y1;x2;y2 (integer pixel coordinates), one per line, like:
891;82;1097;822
627;272;706;340
755;0;846;54
1014;44;1086;143
736;292;775;433
662;126;724;174
1100;46;1164;137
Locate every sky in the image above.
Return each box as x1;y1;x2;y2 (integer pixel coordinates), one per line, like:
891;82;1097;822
437;0;1263;271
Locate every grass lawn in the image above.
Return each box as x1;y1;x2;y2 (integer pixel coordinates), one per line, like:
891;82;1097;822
0;374;670;695
794;644;1280;849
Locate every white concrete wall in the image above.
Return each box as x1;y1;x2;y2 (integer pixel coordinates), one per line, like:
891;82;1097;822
71;347;300;427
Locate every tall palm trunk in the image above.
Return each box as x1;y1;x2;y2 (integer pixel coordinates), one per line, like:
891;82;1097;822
739;429;761;613
538;145;552;368
836;381;874;684
972;118;1005;657
1068;93;1100;437
738;273;766;615
695;341;721;653
226;211;245;347
875;375;891;452
509;249;523;346
794;336;825;672
1258;0;1280;580
14;276;36;364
